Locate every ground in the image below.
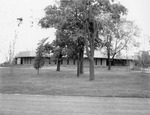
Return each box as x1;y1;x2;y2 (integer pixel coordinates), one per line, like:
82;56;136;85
1;94;150;115
0;66;150;98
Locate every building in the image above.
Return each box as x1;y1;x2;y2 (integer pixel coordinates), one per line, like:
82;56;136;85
15;51;135;68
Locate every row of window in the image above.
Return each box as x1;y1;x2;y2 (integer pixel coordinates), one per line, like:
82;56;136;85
23;58;33;64
50;58;105;65
50;59;76;65
21;58;106;65
21;58;128;66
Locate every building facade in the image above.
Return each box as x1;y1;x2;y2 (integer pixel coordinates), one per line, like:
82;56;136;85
15;51;135;68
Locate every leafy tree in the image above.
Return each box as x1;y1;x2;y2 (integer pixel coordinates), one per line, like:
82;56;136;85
57;29;85;76
101;18;140;70
39;0;127;80
62;0;126;80
44;31;68;72
34;38;47;74
66;36;85;77
54;30;69;71
40;2;85;76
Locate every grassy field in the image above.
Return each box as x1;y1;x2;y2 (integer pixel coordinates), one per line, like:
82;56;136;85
0;66;150;98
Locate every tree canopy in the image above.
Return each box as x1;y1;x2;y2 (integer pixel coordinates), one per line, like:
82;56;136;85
34;38;48;74
39;0;127;80
100;18;140;70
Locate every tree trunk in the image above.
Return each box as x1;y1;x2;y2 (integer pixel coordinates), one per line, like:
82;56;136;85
84;15;95;81
85;38;95;80
56;59;61;72
80;59;83;74
89;37;95;81
56;59;61;71
107;37;111;70
77;48;84;77
77;56;80;77
79;49;84;74
108;48;111;70
56;54;62;71
89;58;94;81
108;59;111;70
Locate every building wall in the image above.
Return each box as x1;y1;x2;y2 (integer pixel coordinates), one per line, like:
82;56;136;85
15;57;134;68
22;57;35;65
83;58;107;66
102;59;106;66
15;57;34;65
62;58;67;66
96;58;101;65
16;58;21;65
129;60;135;69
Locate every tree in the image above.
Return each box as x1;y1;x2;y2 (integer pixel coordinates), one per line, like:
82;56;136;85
33;38;47;74
73;0;126;80
40;2;85;76
57;28;85;76
101;18;140;70
39;0;127;80
65;36;85;77
44;31;68;72
53;30;69;71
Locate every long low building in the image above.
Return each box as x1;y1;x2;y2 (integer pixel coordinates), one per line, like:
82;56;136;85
14;51;136;68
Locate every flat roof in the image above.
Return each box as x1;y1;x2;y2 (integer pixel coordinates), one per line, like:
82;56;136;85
15;51;136;60
15;51;36;58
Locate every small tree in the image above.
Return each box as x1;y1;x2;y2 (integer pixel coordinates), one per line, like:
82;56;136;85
34;38;47;74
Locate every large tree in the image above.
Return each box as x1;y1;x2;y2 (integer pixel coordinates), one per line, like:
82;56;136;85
40;0;127;80
59;24;85;76
101;18;140;70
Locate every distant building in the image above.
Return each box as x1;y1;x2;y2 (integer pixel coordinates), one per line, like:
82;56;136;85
14;51;136;68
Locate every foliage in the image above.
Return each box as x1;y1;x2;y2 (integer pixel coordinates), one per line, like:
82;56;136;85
39;0;127;80
43;31;69;71
100;17;140;70
106;19;139;54
33;38;48;74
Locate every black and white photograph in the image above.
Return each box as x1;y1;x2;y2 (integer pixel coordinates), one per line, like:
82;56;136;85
0;0;150;114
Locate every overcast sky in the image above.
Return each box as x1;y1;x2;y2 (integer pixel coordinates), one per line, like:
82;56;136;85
0;0;150;63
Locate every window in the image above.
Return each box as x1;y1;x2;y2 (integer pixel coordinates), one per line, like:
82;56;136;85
24;58;26;64
95;58;97;65
100;59;102;65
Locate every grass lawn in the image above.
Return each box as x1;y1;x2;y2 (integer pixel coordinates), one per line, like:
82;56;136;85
0;66;150;98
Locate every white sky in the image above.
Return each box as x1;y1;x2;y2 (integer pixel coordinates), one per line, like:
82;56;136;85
0;0;150;63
